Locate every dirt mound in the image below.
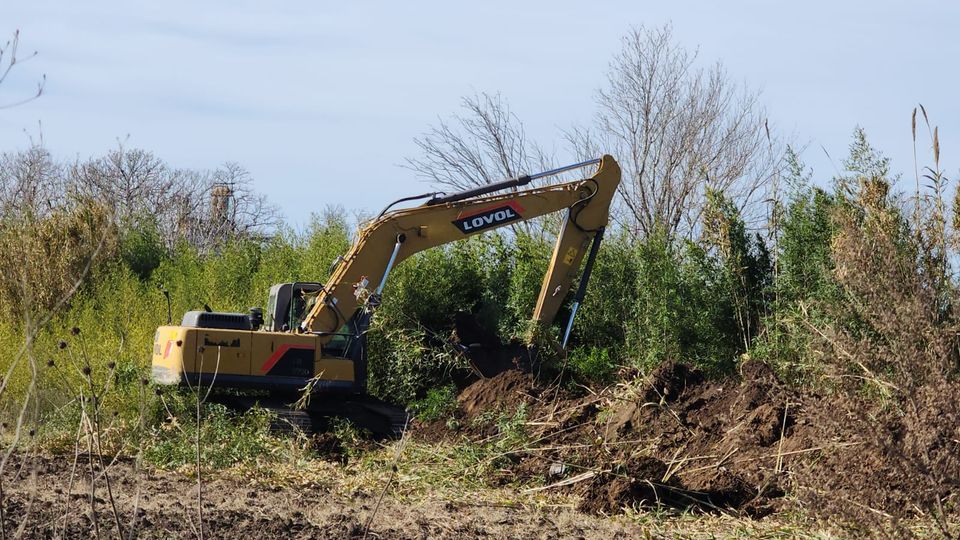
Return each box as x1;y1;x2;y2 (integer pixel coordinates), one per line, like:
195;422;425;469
789;381;960;524
427;359;960;524
435;361;805;517
578;456;687;514
589;360;799;516
641;360;705;403
456;369;537;420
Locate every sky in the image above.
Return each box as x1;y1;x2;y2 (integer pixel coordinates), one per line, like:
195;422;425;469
1;1;957;225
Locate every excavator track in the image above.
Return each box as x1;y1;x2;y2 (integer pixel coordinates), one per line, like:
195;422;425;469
210;393;410;439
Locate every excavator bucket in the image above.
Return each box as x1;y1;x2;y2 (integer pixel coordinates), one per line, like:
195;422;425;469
453;312;533;379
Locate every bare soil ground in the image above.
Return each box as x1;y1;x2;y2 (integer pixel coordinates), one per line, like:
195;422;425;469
1;453;818;539
3;358;957;538
0;453;603;539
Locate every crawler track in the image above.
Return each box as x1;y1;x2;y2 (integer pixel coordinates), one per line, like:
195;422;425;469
210;392;410;438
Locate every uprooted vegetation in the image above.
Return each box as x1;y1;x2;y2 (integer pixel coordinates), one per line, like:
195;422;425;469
430;358;958;533
2;121;960;537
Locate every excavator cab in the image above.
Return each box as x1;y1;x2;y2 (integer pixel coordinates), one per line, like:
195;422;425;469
264;282;325;332
264;282;360;362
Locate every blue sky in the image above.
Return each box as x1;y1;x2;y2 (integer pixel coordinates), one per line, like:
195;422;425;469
1;1;957;224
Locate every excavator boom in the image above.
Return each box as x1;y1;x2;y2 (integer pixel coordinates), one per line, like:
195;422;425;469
300;155;621;342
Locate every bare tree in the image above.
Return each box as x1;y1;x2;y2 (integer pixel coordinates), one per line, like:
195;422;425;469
405;92;553;192
0;145;64;216
68;145;279;252
405;93;567;236
168;161;279;253
569;24;780;239
70;145;182;226
0;144;279;257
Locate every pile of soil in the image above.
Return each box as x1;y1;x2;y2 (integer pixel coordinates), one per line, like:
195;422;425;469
563;360;801;516
456;369;536;420
788;381;960;524
431;359;960;524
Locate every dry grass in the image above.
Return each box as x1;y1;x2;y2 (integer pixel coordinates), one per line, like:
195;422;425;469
188;439;957;539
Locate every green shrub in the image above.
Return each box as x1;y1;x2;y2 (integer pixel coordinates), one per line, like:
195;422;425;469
501;232;551;336
624;231;740;374
367;236;510;404
752;184;839;383
566;346;617;383
409;384;458;422
120;219;167;280
564;233;639;351
143;391;285;470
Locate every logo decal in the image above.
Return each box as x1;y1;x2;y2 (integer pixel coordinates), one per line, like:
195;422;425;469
452;201;524;233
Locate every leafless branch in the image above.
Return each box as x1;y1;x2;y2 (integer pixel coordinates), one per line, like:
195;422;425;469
405;93;563;236
0;30;45;110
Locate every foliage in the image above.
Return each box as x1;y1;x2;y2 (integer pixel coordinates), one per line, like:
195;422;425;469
752;184;839;383
6;126;959;488
144;392;293;470
120;219;167;280
566;346;617;383
622;231;744;374
409;384;458;422
0;200;117;322
564;231;639;350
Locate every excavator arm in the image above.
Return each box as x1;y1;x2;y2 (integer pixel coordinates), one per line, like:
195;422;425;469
300;155;621;347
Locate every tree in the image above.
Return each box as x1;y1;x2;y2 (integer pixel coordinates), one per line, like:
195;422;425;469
70;145;279;253
405;92;552;193
0;145;62;216
569;25;780;239
1;144;279;256
71;146;179;227
167;161;279;252
405;92;558;236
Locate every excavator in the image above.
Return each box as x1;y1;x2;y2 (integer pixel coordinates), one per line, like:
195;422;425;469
151;155;621;435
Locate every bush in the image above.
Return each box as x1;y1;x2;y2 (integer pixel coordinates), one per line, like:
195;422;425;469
120;220;167;280
143;391;289;470
565;233;640;350
364;234;527;404
566;346;617;383
410;384;458;422
752;184;839;383
623;231;742;374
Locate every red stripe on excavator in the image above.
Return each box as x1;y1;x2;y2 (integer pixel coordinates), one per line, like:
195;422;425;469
455;200;525;220
260;344;315;374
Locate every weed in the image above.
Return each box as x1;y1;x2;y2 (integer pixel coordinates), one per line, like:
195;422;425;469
409;385;458;422
143;392;291;471
331;417;372;461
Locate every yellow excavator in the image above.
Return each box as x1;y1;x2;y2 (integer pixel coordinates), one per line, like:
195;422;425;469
151;155;621;434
